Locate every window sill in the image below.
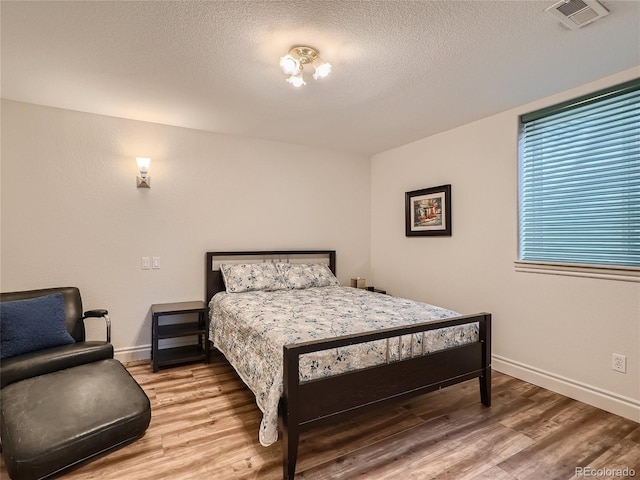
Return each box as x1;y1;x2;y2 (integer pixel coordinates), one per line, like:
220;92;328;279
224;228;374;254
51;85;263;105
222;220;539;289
514;261;640;283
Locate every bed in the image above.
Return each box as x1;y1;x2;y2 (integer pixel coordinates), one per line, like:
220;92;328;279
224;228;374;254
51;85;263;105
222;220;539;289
205;250;491;480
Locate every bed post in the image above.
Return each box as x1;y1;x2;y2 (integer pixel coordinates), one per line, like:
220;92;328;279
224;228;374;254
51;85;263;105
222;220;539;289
479;313;492;407
282;345;299;480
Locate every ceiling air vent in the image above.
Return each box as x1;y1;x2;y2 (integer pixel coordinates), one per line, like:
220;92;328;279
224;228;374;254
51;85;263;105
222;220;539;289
546;0;609;29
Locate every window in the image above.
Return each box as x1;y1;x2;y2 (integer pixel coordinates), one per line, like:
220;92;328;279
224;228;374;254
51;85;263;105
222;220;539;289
517;78;639;280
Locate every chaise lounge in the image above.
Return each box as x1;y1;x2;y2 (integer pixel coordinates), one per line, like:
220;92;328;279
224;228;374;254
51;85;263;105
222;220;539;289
0;287;151;480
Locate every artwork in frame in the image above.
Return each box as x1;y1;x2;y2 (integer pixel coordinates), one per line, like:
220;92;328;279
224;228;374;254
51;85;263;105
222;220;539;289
405;184;452;237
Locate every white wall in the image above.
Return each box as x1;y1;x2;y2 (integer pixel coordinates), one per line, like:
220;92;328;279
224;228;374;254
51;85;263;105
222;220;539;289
370;68;640;421
1;100;371;359
3;69;638;422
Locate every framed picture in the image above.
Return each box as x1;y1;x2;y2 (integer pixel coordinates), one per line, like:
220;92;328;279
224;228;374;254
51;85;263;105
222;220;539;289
405;184;451;236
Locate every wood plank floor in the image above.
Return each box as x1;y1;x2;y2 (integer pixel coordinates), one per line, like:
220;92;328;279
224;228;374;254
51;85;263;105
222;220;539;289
2;352;638;479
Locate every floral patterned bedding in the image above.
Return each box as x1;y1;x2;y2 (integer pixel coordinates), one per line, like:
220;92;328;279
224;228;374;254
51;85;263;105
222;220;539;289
208;286;479;446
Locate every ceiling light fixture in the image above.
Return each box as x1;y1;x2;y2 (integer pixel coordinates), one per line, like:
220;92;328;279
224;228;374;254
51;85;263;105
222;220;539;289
280;46;331;88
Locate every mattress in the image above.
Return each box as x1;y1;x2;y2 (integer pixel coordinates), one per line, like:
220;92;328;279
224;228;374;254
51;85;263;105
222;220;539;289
208;285;478;446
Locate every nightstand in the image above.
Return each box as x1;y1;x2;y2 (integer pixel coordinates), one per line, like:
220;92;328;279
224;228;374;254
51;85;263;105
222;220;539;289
151;301;209;372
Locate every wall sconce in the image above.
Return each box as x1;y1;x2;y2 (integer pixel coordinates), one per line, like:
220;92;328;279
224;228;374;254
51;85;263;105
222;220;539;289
136;157;151;188
279;46;331;88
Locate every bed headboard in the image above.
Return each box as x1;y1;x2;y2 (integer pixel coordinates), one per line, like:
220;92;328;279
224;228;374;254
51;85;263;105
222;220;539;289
205;250;336;302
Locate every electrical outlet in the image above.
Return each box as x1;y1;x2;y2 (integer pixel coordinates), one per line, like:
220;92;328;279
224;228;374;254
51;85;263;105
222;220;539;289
612;353;627;373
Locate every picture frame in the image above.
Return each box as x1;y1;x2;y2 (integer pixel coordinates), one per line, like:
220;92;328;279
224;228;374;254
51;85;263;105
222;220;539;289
405;184;451;237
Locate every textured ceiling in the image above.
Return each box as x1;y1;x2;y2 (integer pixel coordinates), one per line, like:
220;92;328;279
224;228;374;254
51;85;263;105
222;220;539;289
1;1;639;155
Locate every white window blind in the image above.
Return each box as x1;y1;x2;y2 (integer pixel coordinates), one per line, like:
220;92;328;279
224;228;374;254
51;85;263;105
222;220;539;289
519;79;640;268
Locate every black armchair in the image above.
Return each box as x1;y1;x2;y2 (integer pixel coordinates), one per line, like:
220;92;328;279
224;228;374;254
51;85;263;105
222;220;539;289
0;286;113;389
0;286;151;480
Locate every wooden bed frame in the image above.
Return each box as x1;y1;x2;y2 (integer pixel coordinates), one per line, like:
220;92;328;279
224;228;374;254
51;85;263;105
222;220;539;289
205;250;491;480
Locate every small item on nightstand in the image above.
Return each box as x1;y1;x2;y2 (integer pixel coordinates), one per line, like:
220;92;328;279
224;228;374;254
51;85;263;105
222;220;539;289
366;286;387;295
350;277;366;288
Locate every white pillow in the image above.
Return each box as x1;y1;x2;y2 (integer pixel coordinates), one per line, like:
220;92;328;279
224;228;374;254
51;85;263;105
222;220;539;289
276;263;340;289
276;263;316;289
220;263;286;293
309;263;340;287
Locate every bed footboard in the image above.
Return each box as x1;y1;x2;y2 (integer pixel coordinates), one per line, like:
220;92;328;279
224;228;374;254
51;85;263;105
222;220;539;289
281;313;491;480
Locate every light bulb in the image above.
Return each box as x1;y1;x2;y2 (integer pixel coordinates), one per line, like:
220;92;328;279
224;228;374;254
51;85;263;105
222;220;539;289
312;58;332;79
286;73;306;88
136;157;151;177
280;54;301;75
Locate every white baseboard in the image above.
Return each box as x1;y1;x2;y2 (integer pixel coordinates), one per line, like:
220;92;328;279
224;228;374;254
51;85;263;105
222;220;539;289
115;345;151;364
493;354;640;423
114;337;196;364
